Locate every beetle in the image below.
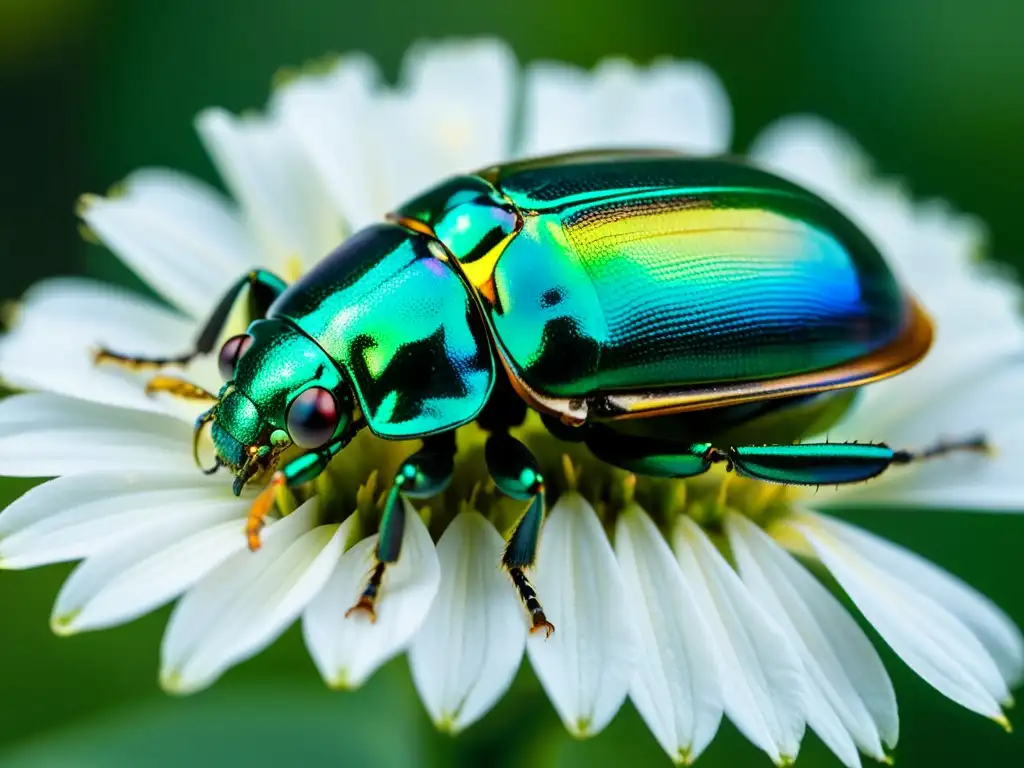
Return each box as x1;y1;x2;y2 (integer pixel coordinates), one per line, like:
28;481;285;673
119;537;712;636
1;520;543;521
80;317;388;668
97;150;987;635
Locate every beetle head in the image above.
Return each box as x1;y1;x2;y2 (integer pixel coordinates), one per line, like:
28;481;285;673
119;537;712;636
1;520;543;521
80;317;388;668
196;318;358;495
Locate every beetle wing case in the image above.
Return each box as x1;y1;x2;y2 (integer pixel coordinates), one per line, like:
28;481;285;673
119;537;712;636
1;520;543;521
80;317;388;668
413;152;929;425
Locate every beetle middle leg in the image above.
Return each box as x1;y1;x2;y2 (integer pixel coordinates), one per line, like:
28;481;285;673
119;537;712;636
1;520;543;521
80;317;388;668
476;390;553;635
94;269;287;381
345;432;457;622
484;431;554;637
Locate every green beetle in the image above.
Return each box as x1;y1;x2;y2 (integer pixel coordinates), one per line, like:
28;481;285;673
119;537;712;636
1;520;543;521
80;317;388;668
98;150;985;634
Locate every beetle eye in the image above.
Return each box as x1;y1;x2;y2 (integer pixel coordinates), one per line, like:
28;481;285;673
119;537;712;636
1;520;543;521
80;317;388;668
218;334;253;381
286;387;340;449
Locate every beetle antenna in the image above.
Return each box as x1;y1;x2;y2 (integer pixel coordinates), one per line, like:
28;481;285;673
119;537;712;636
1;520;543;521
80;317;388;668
193;407;218;472
202;457;224;476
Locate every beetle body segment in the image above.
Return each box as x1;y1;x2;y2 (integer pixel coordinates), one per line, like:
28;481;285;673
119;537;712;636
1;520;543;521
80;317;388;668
487;156;905;391
255;152;929;442
394;152;929;428
270;223;495;439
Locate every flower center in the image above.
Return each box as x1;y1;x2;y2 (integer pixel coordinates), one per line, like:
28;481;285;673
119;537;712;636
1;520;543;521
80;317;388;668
273;412;801;555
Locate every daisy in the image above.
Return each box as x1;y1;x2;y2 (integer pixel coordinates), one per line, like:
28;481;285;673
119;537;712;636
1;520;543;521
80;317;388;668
0;38;1021;768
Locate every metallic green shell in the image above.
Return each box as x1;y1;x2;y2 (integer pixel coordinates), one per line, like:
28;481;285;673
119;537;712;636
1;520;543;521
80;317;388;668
212;317;350;466
269;224;494;439
259;152;921;440
472;155;906;398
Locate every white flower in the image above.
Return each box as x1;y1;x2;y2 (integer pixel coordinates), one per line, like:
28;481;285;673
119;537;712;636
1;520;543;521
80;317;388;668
0;39;1021;767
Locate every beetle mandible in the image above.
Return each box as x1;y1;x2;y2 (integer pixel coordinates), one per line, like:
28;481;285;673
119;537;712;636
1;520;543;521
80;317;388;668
97;150;987;635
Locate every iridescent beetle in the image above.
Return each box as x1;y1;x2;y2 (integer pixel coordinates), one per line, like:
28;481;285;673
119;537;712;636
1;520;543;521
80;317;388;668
97;151;986;635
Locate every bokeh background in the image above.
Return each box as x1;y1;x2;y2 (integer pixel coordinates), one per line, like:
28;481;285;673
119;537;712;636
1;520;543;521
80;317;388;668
2;0;1023;766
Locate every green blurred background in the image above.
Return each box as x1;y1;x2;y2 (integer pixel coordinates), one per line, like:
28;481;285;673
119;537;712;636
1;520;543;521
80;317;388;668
1;0;1023;765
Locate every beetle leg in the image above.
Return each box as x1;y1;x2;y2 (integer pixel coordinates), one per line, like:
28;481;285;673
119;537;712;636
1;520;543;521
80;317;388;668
893;434;991;461
346;432;456;622
589;428;990;487
144;375;218;402
94;269;288;370
725;435;991;486
585;427;717;479
244;433;352;551
485;432;555;638
723;442;898;485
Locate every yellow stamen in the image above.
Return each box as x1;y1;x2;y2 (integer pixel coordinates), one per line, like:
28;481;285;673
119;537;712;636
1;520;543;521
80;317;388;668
561;453;579;491
285;255;304;283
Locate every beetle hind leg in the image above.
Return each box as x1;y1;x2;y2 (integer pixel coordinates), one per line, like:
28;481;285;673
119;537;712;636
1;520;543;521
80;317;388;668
649;436;990;487
346;433;456;622
585;427;717;479
143;375;218;402
727;434;991;486
485;432;554;638
585;426;992;487
892;434;991;463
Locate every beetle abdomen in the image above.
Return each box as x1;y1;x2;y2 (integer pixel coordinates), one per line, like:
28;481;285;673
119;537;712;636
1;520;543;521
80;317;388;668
484;157;906;398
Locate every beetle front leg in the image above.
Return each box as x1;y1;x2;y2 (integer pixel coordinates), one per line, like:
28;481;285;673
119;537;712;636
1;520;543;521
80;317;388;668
485;432;554;638
94;269;288;371
346;432;456;622
244;435;350;551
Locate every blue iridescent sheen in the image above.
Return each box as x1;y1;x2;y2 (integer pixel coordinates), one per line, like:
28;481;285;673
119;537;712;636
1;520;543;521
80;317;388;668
481;156;904;397
731;443;896;485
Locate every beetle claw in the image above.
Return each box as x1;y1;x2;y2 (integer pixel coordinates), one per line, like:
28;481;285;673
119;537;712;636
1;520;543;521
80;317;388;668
344;598;378;623
347;561;387;622
529;615;555;639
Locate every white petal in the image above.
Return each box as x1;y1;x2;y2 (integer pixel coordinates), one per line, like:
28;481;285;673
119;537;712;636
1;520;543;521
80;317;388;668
80;169;253;317
0;278;209;417
526;492;635;738
408;511;525;733
279;40;518;231
271;54;387;231
52;513;248;634
160;499;342;694
749;117;872;206
786;513;1010;721
673;515;806;764
303;502;439;689
0;473;243;569
197;108;344;271
727;513;897;765
614;503;723;764
520;58;731;157
794;512;1022;689
0;394;195;476
381;40;518;202
821;356;1024;511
